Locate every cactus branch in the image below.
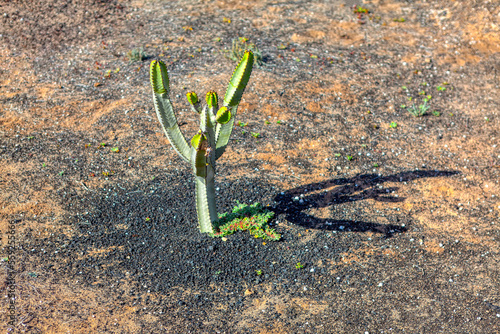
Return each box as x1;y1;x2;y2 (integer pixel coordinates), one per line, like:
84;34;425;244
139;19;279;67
216;51;254;160
187;92;201;114
223;51;254;107
150;60;191;162
215;106;237;160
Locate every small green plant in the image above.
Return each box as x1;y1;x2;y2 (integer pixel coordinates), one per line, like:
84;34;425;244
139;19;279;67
59;171;65;176
295;262;304;269
334;153;341;157
418;90;425;95
400;104;406;109
42;163;46;168
255;269;263;276
408;100;429;117
393;17;406;22
436;86;446;91
111;147;120;153
346;155;353;161
150;52;254;234
212;202;280;240
251;132;260;138
401;86;407;90
237;121;248;127
373;163;379;167
264;120;270;124
225;38;263;67
353;5;369;13
27;136;34;140
276;120;282;124
102;171;114;177
127;47;147;63
432;111;441;117
390;122;398;128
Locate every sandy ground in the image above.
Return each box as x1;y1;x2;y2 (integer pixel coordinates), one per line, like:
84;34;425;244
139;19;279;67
0;0;499;332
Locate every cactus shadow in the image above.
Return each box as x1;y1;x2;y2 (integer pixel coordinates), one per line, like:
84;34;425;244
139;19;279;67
271;170;459;237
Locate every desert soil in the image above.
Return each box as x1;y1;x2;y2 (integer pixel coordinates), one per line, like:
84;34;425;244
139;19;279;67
0;0;499;333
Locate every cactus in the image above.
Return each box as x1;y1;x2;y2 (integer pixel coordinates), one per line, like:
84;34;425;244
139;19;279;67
150;51;254;234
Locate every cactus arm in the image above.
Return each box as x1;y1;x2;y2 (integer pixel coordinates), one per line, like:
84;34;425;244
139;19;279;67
150;60;191;162
152;92;191;162
214;106;231;146
191;147;216;233
206;91;218;126
223;51;254;107
215;106;237;160
190;104;201;114
199;105;208;132
187;92;201;114
215;51;254;160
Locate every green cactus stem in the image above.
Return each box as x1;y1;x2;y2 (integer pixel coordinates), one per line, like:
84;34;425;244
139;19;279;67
216;50;254;159
215;106;231;125
149;51;254;234
186;91;201;114
150;60;191;162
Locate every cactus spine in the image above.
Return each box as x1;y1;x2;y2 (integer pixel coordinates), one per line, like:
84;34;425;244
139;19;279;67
150;51;254;233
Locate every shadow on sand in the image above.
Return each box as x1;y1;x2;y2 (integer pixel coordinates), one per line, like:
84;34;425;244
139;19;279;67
271;170;459;237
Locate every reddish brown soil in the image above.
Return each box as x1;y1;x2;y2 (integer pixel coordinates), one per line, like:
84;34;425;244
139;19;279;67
1;0;499;333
